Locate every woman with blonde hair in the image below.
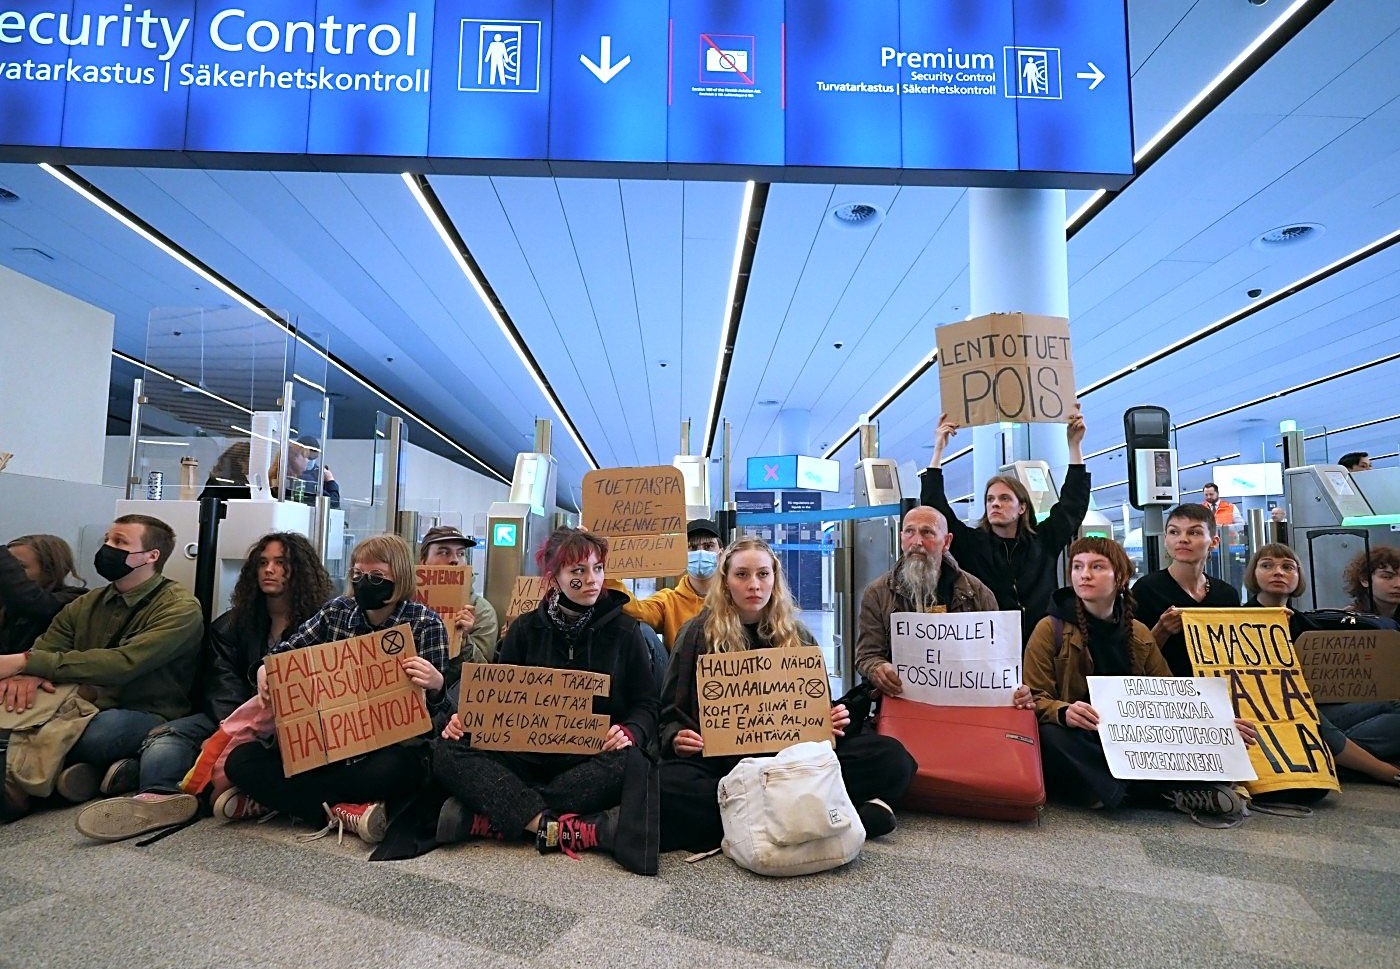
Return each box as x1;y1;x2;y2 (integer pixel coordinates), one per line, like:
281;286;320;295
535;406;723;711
658;537;916;853
1;534;86;655
225;534;449;846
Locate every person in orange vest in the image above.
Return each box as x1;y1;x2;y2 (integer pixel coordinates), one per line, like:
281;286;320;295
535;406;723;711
1201;482;1240;528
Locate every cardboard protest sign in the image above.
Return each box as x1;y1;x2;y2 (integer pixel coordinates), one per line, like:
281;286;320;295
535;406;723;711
1185;608;1338;795
1294;630;1400;703
889;611;1022;706
457;663;610;754
1088;676;1257;782
264;624;431;777
696;646;832;757
505;576;546;624
413;565;472;658
935;313;1076;427
582;465;687;578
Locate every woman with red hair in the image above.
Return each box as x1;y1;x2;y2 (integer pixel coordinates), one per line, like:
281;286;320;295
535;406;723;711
432;528;656;860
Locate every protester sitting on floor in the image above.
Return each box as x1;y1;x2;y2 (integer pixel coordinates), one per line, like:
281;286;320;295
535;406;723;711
1243;544;1399;783
1025;537;1259;825
75;533;336;841
0;516;202;820
418;525;499;679
855;505;1000;697
1343;546;1400;623
1;534;86;656
223;534;448;846
658;537;916;854
1132;503;1241;676
617;518;723;649
433;527;656;861
918;406;1089;643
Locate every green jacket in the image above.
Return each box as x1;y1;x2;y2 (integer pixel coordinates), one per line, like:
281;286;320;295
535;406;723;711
25;573;204;721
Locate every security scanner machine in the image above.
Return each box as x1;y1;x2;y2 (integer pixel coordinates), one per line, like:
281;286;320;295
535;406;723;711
114;497;311;616
483;419;558;622
1287;464;1400;609
829;425;910;689
1124;406;1179;571
674;418;712;523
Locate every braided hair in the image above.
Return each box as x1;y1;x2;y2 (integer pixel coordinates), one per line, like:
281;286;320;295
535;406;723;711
1067;536;1137;673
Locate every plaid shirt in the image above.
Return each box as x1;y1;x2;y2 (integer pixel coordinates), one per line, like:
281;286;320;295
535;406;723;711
270;595;450;714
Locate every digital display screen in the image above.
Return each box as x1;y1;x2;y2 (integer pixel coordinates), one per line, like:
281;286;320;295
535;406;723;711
871;464;895;491
0;0;1132;184
747;455;798;491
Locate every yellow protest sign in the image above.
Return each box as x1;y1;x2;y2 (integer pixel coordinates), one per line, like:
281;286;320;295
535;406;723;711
413;565;471;658
696;646;832;757
457;663;611;754
582;465;687;578
1184;608;1338;795
264;624;432;777
935;313;1076;427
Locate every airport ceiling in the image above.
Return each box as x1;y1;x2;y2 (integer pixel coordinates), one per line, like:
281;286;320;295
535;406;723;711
1;0;1398;519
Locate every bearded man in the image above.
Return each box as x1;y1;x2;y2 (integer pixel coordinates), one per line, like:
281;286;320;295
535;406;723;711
855;506;999;696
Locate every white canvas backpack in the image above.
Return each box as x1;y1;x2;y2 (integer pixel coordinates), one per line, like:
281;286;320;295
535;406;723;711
717;740;866;876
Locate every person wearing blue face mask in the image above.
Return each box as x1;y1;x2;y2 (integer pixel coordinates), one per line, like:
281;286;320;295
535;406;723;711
616;519;723;654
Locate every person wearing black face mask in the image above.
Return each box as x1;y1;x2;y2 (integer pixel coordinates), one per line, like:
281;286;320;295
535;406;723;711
0;516;202;820
222;534;449;847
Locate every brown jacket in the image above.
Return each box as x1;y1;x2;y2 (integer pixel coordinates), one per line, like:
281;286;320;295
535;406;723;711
1023;612;1171;726
855;555;999;681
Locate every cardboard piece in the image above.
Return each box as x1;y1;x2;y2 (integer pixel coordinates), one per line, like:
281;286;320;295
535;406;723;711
413;565;472;659
264;623;431;777
1185;608;1339;795
457;663;611;754
935;313;1076;427
1088;676;1257;782
582;465;687;578
1294;629;1400;703
505;576;547;624
696;646;832;757
889;610;1022;706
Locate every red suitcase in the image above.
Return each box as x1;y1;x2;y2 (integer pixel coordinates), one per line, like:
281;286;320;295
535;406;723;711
874;696;1045;821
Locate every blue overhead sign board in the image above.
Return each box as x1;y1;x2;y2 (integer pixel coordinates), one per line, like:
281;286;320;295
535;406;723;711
0;0;1132;187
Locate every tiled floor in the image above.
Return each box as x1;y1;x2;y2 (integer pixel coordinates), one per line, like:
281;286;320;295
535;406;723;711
2;778;1395;969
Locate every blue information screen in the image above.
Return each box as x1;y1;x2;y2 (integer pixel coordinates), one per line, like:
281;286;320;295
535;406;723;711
0;0;1132;186
747;455;798;491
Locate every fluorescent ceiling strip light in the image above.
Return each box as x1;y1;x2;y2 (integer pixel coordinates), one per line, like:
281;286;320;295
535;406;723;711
137;438;189;447
1177;351;1400;430
402;172;596;471
703;180;756;457
821;348;939;460
112;348;253;415
1081;226;1400;397
1066;0;1316;235
228;424;280;444
50;165;506;483
292;372;326;394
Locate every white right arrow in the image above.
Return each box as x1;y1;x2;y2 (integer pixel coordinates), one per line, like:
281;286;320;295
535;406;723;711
1076;61;1105;90
580;36;631;84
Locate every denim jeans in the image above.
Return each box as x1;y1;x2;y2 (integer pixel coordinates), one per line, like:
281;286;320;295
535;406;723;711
68;709;165;767
1320;701;1400;762
138;713;216;793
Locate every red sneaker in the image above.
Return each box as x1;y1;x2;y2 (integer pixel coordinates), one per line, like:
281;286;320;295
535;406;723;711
313;801;387;845
213;787;272;822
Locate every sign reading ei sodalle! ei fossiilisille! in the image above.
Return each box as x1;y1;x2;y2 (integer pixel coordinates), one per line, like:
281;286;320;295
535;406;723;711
889;611;1022;706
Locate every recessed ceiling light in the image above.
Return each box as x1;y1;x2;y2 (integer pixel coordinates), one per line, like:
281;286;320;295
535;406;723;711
830;202;883;229
1253;223;1324;249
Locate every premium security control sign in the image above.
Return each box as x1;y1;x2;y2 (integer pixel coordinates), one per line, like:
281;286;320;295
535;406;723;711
0;0;1132;186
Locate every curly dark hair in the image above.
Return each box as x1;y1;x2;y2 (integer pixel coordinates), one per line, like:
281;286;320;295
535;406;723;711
1342;545;1400;609
227;532;334;638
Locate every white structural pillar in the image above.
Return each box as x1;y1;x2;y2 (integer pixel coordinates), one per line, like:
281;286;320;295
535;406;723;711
777;407;811;456
968;188;1071;495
